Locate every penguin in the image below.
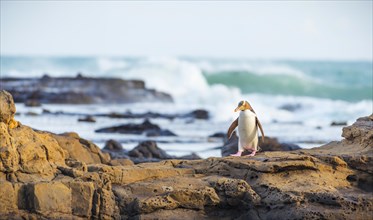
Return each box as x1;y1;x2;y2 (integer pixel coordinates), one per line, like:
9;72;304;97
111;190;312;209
227;100;265;157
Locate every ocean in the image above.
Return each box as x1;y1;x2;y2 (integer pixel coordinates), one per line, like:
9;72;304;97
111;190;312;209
1;56;372;157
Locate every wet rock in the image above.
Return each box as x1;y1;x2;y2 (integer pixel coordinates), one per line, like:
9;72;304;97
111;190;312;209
2;76;173;104
279;103;302;112
187;109;209;120
102;140;130;160
24;99;41;107
259;136;301;151
208;132;226;138
128;141;173;163
78;115;96;123
25;111;39;116
95;119;177;137
104;139;124;152
331;121;348;126
178;153;201;160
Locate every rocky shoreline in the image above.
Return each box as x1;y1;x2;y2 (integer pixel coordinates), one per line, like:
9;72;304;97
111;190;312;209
0;90;372;219
1;74;173;104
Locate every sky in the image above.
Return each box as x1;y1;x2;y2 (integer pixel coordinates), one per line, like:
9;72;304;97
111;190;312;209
1;1;372;60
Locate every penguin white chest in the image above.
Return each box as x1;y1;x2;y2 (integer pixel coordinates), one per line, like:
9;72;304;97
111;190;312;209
238;110;258;150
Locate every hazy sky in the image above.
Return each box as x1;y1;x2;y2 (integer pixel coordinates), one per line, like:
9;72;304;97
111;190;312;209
1;1;372;60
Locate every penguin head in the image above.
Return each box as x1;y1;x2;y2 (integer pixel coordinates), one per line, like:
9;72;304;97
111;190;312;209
234;100;252;112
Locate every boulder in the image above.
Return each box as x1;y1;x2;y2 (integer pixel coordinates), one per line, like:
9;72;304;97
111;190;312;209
128;141;173;163
78;115;96;123
53;132;110;165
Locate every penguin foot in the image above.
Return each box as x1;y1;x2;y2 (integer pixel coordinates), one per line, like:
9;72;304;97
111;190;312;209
245;150;257;157
230;151;243;157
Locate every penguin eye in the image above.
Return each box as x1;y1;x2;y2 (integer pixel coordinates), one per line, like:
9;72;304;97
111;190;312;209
238;101;243;106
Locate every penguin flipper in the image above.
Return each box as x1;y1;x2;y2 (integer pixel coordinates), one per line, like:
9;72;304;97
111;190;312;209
256;117;265;143
227;117;239;139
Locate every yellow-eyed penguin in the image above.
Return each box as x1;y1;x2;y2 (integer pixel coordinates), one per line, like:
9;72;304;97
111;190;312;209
227;100;265;156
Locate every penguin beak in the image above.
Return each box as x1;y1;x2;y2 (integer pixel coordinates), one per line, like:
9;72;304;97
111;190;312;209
234;106;242;112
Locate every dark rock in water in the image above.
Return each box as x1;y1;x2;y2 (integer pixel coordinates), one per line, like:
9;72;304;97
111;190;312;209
178;153;201;160
103;139;201;163
331;121;348;126
25;111;39;116
103;139;124;152
95;119;177;137
259;137;301;152
221;131;240;156
221;132;301;156
78;116;96;123
2;75;173;104
208;132;226;138
128;141;173;163
24;99;41;107
102;140;129;160
279;103;302;112
145;129;177;137
187;109;209;120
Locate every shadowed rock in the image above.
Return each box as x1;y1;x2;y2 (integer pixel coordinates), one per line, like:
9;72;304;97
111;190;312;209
95;119;177;137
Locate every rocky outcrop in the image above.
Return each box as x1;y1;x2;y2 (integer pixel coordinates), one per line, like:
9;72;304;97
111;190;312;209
2;74;173;104
0;90;372;219
103;140;201;164
95;119;177;137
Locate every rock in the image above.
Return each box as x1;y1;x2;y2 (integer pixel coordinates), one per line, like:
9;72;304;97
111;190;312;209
29;182;72;215
331;121;348;126
128;141;173;163
2;76;173;104
259;136;301;151
221;132;301;156
1;91;372;219
95;119;177;137
67;181;95;217
104;139;124;152
109;158;134;166
279;103;302;112
187;109;209;120
78;115;96;123
0;181;17;214
177;153;201;160
0;90;16;125
24;99;41;107
25;111;39;116
341;114;373;148
103;139;201;163
53;132;110;165
208;132;226;138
